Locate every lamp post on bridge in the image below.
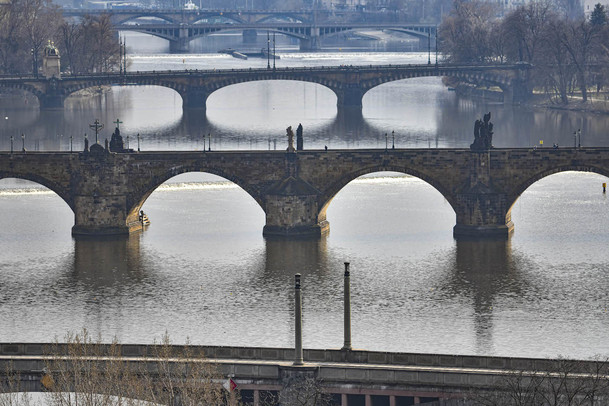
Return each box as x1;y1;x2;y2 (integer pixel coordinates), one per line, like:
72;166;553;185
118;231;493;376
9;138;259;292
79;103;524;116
21;133;25;152
208;132;211;151
427;31;431;65
267;31;270;70
385;132;388;151
578;128;581;148
137;133;141;152
70;135;73;152
392;130;395;149
10;135;13;153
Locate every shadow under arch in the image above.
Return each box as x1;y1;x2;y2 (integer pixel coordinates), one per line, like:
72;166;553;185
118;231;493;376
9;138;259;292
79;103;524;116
130;170;265;228
318;168;458;223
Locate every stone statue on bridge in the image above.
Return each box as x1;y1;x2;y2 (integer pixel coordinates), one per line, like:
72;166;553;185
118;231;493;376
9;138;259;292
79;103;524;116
470;112;494;151
286;126;295;153
109;126;125;152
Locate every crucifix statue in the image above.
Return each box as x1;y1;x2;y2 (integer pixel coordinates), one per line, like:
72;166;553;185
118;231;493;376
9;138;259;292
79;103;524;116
113;118;123;130
89;119;104;144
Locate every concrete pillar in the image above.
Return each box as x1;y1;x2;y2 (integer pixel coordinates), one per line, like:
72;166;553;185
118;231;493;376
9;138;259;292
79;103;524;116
169;29;190;53
335;87;365;109
341;394;348;406
414;396;420;404
389;396;396;406
299;32;321;51
243;29;257;43
253;390;259;406
342;262;352;351
180;87;210;110
294;273;303;365
365;394;372;406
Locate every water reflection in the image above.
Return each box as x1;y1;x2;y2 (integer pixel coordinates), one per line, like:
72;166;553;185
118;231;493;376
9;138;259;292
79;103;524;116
449;239;515;354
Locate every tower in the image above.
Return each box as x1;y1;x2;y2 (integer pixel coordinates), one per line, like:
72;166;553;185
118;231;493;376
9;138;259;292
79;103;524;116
42;41;61;79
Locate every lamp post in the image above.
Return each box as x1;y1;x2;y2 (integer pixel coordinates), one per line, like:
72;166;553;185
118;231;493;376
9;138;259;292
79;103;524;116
427;31;431;65
392;130;395;149
267;31;270;69
137;133;140;152
578;128;581;148
70;135;73;152
435;27;438;67
208;132;211;151
126;134;130;149
385;132;388;150
21;133;25;152
10;135;13;153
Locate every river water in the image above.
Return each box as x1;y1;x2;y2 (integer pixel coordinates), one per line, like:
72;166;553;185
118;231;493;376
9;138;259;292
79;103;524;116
0;40;608;360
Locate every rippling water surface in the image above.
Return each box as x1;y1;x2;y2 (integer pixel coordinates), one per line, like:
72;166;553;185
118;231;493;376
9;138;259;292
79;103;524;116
0;50;608;359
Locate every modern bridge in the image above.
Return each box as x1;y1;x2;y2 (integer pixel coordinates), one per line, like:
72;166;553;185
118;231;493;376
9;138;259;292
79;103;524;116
64;8;436;52
1;343;606;405
0;63;530;110
0;145;605;239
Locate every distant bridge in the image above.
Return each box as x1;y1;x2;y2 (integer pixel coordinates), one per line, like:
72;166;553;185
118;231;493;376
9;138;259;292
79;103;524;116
0;146;604;239
0;63;531;110
63;8;436;52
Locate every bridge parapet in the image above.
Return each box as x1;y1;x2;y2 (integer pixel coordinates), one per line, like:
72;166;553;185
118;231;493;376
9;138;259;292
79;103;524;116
0;64;530;110
1;343;605;402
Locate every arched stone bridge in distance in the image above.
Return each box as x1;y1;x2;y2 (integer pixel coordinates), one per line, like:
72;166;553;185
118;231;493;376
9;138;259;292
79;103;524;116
63;9;437;52
0;63;531;110
0;146;607;239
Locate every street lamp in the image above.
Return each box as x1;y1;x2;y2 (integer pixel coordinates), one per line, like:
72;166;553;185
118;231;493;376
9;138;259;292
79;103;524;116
137;133;141;152
21;133;25;152
427;31;431;65
208;132;211;151
578;128;581;148
10;135;13;153
385;132;388;150
392;130;395;149
70;135;73;152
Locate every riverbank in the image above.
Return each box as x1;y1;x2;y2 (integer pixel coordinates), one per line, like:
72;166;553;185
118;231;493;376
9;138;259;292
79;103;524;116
451;81;609;115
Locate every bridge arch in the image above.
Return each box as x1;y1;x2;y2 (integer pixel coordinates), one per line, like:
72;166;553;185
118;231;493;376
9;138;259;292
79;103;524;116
0;173;74;211
507;165;609;215
317;166;457;224
127;165;265;225
115;15;178;25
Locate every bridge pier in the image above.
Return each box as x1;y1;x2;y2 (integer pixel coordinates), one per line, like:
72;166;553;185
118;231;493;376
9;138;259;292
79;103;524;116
180;88;210;109
262;168;329;238
299;34;321;51
71;195;143;237
452;151;513;239
243;29;257;43
335;87;365;109
38;93;65;110
169;32;190;53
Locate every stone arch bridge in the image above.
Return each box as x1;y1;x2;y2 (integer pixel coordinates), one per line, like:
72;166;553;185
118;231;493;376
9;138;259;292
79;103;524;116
0;147;606;239
0;63;531;110
63;8;436;52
